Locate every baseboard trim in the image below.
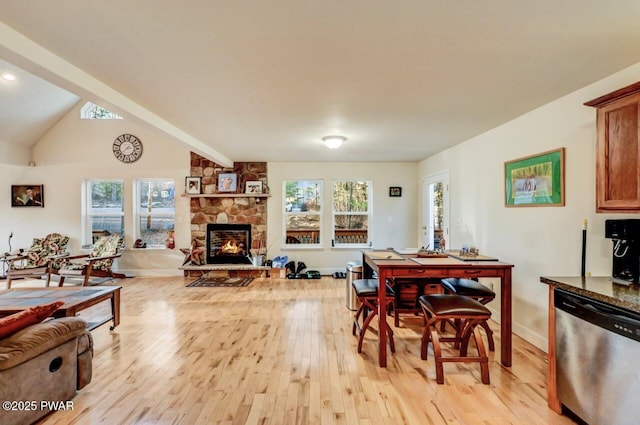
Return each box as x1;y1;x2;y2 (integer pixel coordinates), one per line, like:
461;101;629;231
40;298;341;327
486;305;548;353
117;269;184;277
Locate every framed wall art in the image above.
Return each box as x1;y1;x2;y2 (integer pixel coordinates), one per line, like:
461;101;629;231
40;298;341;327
504;147;565;207
11;185;44;207
216;172;238;193
389;186;402;197
245;180;263;194
185;177;201;194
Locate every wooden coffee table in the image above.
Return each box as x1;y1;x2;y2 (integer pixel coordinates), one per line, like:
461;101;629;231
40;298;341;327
0;286;121;331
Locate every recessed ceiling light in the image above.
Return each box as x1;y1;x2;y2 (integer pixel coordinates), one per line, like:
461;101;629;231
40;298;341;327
1;73;16;81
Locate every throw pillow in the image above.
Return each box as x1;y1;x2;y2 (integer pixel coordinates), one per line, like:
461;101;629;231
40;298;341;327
0;300;65;339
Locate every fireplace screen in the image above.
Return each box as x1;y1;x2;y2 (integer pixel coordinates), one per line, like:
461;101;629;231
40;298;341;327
206;224;252;264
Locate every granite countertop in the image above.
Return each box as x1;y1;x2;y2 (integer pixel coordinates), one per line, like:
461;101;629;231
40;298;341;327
540;276;640;314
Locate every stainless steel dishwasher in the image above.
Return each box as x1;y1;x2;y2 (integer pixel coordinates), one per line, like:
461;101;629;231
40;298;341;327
555;288;640;425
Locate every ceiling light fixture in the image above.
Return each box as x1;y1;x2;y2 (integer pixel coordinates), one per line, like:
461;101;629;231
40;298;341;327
1;73;16;81
322;135;346;149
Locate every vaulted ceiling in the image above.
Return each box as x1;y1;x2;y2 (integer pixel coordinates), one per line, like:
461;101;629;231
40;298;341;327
2;1;640;165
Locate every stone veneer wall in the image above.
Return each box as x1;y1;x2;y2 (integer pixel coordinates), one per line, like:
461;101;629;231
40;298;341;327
189;152;268;262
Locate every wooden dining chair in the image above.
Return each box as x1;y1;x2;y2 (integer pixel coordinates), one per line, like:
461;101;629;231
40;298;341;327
351;278;396;354
419;294;492;384
440;278;496;351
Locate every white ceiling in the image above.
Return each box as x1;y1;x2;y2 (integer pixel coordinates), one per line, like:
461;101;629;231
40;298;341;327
1;1;640;164
0;58;79;148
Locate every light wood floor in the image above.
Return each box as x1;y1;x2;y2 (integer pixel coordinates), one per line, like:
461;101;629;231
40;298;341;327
17;276;577;425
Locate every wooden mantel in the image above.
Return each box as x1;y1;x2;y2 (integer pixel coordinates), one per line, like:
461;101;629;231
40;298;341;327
182;193;270;198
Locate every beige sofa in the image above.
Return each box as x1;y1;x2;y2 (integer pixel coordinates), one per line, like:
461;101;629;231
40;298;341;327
0;317;93;425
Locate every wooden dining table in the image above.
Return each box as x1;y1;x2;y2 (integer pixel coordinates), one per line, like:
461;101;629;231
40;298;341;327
362;250;514;368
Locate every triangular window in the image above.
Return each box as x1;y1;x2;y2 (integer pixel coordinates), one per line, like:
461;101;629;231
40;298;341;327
80;102;123;120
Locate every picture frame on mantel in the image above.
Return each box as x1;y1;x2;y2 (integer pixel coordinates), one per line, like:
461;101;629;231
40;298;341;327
245;180;263;194
216;172;238;193
504;147;565;207
185;177;201;194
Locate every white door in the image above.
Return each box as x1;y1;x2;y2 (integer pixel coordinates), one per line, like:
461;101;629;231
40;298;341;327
422;171;450;250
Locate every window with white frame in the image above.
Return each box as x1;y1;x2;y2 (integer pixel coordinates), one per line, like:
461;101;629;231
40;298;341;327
80;102;122;120
134;179;175;248
332;180;372;247
283;180;322;246
84;179;125;246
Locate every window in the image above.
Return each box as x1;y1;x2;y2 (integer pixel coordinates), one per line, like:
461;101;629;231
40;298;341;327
332;180;372;247
80;102;122;120
134;179;175;248
283;180;322;247
84;180;125;246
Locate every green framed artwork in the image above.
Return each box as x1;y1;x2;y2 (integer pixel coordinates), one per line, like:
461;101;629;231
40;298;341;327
504;148;565;207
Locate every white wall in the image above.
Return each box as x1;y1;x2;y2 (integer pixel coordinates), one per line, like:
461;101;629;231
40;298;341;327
0;140;30;165
0;104;420;277
418;62;640;351
267;162;419;273
0;103;190;276
8;58;638;311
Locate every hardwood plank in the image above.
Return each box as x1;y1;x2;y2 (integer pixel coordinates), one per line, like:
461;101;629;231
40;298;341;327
13;276;577;425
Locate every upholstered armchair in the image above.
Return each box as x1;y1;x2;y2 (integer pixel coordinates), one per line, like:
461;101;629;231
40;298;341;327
5;233;70;288
58;234;125;286
0;316;93;425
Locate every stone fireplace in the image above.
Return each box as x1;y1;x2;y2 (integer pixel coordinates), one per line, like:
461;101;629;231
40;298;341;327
206;223;252;264
187;153;268;274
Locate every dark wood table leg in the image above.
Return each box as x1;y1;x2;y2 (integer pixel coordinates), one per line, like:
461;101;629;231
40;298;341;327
110;288;120;330
501;267;512;367
378;271;386;368
377;269;391;367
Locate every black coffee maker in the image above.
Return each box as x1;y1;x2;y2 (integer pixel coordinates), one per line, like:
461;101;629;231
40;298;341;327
605;219;640;284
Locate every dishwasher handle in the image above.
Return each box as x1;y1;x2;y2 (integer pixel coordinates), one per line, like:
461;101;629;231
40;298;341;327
555;288;640;342
580;302;640;327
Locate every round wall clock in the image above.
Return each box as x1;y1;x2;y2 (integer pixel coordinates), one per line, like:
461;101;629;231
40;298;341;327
113;134;143;163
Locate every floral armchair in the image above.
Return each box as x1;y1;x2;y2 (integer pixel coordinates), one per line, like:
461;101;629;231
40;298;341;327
58;234;125;287
5;233;70;288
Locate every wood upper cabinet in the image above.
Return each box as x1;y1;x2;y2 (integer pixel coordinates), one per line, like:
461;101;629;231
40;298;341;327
585;82;640;212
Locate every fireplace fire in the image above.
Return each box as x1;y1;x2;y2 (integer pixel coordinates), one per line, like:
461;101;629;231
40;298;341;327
220;240;244;254
206;224;252;264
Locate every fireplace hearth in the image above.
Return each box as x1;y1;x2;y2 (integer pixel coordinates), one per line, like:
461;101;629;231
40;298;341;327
206;224;252;264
